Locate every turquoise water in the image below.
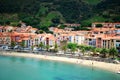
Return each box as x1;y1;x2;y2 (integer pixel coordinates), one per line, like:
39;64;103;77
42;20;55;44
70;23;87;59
0;56;120;80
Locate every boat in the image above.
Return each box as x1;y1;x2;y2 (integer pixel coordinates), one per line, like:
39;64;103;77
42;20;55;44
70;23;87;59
117;71;120;74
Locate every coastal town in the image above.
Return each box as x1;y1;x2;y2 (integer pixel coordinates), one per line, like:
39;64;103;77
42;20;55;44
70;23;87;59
0;22;120;73
0;0;120;80
1;22;120;52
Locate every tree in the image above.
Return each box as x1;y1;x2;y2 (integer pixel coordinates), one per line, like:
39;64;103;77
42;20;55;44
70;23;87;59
67;43;77;54
20;41;25;48
45;44;50;51
61;45;67;54
109;48;118;59
96;24;103;28
36;30;44;34
91;47;97;56
78;45;87;56
11;41;16;47
59;24;66;29
81;48;85;56
100;48;108;58
38;42;44;50
31;46;34;51
54;43;58;52
60;40;67;53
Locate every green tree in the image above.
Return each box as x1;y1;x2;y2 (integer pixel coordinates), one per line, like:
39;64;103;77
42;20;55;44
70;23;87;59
61;45;67;54
81;48;85;56
59;24;66;29
45;44;50;51
78;45;86;55
96;24;103;28
20;41;25;48
36;30;44;34
91;47;97;56
109;48;118;59
11;41;16;47
38;42;44;50
100;48;108;58
54;43;58;52
31;46;34;51
67;43;77;54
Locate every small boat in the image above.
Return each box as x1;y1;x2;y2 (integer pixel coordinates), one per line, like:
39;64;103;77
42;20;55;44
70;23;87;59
117;71;120;74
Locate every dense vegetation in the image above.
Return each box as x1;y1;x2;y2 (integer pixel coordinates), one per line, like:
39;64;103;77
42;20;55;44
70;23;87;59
0;0;120;31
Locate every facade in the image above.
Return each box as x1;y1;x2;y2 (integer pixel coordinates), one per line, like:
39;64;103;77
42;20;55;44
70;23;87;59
0;32;11;46
0;22;120;51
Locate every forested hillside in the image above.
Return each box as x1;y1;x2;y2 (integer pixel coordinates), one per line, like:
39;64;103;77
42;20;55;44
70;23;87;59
0;0;120;30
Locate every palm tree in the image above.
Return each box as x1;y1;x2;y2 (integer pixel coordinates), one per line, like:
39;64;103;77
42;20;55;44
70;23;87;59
90;48;101;56
45;44;50;51
61;45;67;54
38;42;44;50
67;43;77;54
81;48;85;56
71;46;77;54
78;45;86;56
54;43;58;52
109;48;118;59
100;48;108;58
91;48;97;56
20;41;25;48
31;45;34;51
11;41;16;47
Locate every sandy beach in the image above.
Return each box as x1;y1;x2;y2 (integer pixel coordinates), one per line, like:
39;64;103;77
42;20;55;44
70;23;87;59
0;51;120;73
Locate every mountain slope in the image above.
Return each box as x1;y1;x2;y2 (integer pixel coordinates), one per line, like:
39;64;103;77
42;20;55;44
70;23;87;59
0;0;120;29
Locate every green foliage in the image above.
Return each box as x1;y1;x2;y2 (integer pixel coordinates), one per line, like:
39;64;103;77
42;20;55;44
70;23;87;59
61;45;67;54
67;43;77;53
100;48;108;58
81;16;110;27
36;30;44;34
0;0;120;29
10;22;20;27
11;41;16;47
38;42;44;50
60;40;67;53
45;44;50;51
20;41;25;48
96;24;103;28
81;48;85;56
74;26;90;31
54;43;58;52
59;24;66;29
83;0;102;5
31;46;34;51
109;48;118;58
36;6;48;17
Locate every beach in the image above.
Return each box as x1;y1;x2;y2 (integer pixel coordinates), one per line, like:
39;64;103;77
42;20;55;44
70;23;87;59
0;51;120;73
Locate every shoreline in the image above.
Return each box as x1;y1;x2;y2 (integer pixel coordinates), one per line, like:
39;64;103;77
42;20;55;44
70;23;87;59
0;52;120;73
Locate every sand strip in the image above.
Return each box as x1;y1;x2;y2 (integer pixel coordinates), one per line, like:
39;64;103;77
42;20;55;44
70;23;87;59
0;52;120;73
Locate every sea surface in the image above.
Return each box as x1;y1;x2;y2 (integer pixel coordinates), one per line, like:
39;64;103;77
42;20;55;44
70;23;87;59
0;56;120;80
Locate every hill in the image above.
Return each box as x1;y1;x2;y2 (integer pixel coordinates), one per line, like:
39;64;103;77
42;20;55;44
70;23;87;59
0;0;120;30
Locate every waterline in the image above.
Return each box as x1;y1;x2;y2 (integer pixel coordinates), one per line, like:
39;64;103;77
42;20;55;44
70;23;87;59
0;52;120;73
0;56;120;80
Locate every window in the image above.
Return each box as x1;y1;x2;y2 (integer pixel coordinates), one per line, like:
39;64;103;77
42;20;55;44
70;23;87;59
100;31;103;34
89;39;92;41
15;36;20;40
94;32;98;34
91;35;94;37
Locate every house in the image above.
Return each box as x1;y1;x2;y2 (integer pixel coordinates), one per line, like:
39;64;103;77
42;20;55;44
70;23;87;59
0;32;11;46
44;34;56;47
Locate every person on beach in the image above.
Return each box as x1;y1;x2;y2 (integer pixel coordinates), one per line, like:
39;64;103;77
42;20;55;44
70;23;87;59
92;62;93;65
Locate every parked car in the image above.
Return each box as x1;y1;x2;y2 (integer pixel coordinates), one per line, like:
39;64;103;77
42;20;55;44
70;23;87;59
0;45;10;51
33;47;39;53
14;45;20;50
23;48;31;52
